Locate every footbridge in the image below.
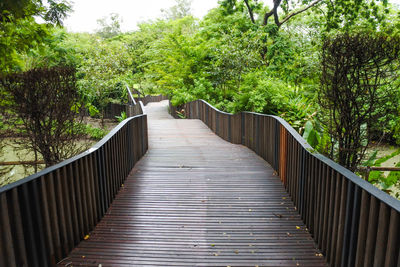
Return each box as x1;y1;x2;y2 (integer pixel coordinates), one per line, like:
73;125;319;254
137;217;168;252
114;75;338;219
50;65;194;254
0;99;399;267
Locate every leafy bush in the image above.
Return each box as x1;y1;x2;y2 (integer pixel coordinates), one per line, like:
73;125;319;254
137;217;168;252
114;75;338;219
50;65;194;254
116;111;127;123
229;71;288;114
83;124;108;140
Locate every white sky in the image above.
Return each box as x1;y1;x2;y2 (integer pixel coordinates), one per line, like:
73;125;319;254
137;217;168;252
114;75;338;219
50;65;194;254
63;0;400;33
63;0;219;33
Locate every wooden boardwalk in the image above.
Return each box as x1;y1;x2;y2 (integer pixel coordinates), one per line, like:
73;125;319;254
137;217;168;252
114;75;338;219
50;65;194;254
58;101;326;266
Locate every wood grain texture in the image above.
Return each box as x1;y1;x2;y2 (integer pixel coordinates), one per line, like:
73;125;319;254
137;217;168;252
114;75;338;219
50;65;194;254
58;101;326;267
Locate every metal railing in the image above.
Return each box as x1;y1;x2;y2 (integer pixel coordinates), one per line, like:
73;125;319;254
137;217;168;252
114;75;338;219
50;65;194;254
0;103;148;267
174;99;400;267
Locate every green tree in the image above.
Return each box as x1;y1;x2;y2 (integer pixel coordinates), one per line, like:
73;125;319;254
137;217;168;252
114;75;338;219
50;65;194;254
161;0;193;20
0;0;72;73
219;0;390;61
96;13;122;39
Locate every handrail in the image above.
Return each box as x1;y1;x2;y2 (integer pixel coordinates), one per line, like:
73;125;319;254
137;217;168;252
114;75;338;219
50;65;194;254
171;99;400;267
126;85;136;105
0;112;148;266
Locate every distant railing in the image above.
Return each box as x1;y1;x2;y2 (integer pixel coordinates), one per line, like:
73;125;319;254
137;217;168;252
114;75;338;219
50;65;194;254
171;99;400;267
135;94;168;106
0;103;148;267
103;102;143;119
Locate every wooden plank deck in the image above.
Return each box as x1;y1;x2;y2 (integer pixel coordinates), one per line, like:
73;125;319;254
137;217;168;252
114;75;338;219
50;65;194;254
58;101;327;266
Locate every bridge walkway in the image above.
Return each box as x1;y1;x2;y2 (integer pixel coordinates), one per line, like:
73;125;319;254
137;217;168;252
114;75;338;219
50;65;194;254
58;101;326;266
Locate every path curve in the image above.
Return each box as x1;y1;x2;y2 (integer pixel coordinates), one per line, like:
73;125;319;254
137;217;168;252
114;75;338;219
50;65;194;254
59;100;326;266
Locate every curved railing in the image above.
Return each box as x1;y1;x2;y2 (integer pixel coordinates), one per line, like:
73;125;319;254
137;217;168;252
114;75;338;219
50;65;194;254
135;94;169;106
0;102;148;267
172;99;400;267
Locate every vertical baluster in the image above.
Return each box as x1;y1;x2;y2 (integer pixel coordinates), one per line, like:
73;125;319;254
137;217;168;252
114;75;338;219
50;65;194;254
314;160;322;245
60;166;75;249
21;182;47;267
363;196;379;267
54;168;70;257
373;202;390;266
346;185;362;267
72;161;85;239
84;156;95;230
325;169;336;260
77;158;89;235
384;209;399;266
38;175;56;263
10;188;28;266
0;193;17;267
321;164;331;253
355;190;370;267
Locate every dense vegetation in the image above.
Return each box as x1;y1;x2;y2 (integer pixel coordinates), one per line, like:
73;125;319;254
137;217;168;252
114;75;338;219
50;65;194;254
1;0;400;198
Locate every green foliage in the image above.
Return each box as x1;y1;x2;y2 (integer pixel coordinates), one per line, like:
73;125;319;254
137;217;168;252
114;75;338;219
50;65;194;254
161;0;193;20
362;151;378;167
0;0;71;74
66;33;133;114
116;111;127;123
368;149;400;183
83;124;107;140
303;121;320;149
96;13;122;39
2;0;399;196
229;72;288;114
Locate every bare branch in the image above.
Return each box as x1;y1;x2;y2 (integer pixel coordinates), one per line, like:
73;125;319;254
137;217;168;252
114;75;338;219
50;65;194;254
263;0;282;26
243;0;256;24
263;9;274;25
278;0;324;26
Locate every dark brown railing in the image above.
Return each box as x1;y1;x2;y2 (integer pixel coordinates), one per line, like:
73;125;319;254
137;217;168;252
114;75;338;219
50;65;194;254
103;102;143;119
0;102;148;267
171;99;400;267
135;94;168;106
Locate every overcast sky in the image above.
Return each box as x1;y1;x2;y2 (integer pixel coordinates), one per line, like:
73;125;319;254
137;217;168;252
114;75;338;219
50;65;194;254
63;0;219;33
63;0;400;33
